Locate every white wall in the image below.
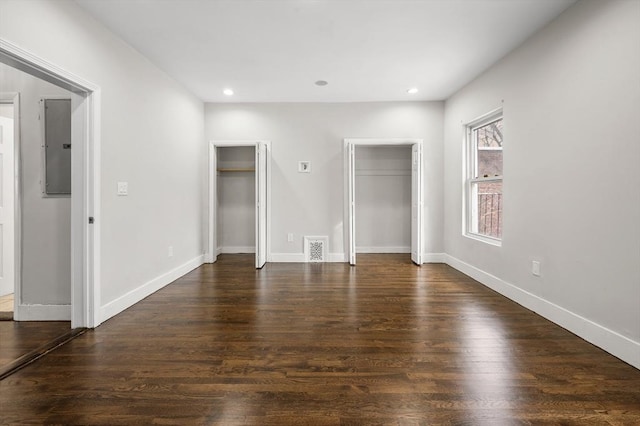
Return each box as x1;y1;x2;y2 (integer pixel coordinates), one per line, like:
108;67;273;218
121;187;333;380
205;102;444;261
443;0;640;367
0;63;73;305
217;146;255;253
0;0;205;323
355;145;411;252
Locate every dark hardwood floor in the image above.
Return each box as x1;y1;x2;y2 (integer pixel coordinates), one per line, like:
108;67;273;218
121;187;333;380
0;320;74;377
1;254;639;424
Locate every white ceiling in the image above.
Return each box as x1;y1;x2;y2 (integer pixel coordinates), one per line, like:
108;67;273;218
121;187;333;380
75;0;576;103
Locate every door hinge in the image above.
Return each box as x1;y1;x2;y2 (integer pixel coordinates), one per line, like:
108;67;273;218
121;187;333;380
88;217;94;224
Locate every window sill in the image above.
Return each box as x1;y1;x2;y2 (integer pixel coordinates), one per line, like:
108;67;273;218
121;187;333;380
464;232;502;247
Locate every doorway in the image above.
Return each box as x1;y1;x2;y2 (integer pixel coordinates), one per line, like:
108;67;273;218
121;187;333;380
208;140;270;269
344;138;424;266
0;100;15;319
354;145;412;254
0;38;99;328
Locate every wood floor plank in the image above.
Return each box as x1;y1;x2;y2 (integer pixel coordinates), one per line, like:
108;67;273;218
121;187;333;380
0;254;638;425
0;321;71;366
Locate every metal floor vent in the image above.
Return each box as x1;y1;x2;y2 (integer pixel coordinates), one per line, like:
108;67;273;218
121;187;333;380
304;236;328;262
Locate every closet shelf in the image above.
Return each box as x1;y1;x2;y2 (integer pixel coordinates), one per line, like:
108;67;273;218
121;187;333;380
217;168;255;173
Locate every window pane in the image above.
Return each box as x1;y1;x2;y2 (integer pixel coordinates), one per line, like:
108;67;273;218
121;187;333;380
477;148;502;177
475;119;503;178
474;180;502;239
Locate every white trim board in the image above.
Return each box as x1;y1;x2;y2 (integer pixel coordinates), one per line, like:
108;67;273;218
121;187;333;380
344;138;424;266
220;246;256;254
99;255;204;323
270;253;346;263
270;252;445;263
423;253;446;263
356;246;411;253
13;304;71;321
355;169;411;177
445;254;640;370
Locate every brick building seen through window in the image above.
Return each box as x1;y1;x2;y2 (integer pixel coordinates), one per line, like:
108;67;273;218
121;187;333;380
470;116;503;240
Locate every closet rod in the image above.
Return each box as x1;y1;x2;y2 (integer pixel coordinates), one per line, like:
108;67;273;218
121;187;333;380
217;168;255;172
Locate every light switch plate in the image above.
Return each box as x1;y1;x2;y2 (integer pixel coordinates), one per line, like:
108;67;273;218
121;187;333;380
117;181;128;196
532;260;541;277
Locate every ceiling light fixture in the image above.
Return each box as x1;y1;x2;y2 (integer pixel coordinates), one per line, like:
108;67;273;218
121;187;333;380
315;80;328;86
223;88;234;96
407;87;418;94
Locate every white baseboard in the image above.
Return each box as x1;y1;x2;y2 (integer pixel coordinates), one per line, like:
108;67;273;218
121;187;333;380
356;246;410;253
352;251;444;263
270;252;346;263
352;249;445;263
269;252;444;264
328;252;347;262
220;246;255;254
99;255;204;324
270;253;305;262
423;252;446;263
14;304;71;321
445;254;640;370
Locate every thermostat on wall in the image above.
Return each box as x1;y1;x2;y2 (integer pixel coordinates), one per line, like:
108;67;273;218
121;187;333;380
298;161;311;173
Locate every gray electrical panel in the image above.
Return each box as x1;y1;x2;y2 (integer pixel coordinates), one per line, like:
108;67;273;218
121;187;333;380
43;98;71;195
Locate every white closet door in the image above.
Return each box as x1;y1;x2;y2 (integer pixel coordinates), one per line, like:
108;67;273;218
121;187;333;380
346;142;356;265
210;146;218;263
0;117;15;296
411;143;423;265
255;142;267;269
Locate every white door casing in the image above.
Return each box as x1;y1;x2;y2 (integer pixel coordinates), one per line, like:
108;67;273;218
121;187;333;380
344;138;424;266
209;140;270;268
0;115;15;297
1;39;100;328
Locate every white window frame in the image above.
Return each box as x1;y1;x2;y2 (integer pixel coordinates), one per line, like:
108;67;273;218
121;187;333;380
464;108;503;246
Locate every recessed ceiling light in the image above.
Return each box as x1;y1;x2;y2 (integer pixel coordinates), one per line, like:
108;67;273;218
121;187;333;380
407;87;418;94
315;80;328;86
223;88;234;96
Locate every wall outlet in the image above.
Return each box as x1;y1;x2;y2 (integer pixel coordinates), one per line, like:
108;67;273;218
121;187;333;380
287;233;294;242
117;181;128;196
168;246;173;257
532;260;541;277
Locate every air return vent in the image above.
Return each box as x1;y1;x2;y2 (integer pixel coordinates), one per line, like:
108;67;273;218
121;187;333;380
304;236;328;263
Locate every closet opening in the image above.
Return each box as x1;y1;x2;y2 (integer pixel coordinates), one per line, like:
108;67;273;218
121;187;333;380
355;145;412;254
344;139;423;266
208;141;270;269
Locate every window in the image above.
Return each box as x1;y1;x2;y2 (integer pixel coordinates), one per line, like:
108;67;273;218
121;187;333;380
465;110;503;243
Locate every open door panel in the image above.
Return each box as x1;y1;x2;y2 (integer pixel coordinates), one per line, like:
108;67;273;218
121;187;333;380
411;143;423;265
255;142;267;269
347;142;356;265
210;145;218;263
